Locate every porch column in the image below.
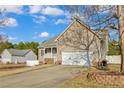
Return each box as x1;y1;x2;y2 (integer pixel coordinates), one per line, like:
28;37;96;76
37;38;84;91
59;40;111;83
43;48;45;64
52;47;56;64
51;47;52;58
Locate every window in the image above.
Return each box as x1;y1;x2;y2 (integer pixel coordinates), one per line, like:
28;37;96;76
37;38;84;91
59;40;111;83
45;48;51;54
52;48;57;54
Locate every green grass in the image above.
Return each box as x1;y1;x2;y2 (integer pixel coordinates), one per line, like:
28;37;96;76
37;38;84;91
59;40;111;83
63;64;124;88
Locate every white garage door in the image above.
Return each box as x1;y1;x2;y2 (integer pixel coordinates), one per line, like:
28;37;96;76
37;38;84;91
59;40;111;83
62;52;93;66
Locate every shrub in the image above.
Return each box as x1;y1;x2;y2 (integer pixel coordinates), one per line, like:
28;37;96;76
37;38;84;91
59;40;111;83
6;61;11;64
102;59;108;66
97;59;108;70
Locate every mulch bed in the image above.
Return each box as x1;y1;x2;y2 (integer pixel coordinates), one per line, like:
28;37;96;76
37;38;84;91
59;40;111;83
87;72;124;86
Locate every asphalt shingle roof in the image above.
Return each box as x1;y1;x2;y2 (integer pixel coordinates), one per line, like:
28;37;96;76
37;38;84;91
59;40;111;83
39;36;58;48
7;49;31;57
39;18;105;48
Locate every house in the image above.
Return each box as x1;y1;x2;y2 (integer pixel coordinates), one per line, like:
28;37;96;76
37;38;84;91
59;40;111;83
1;49;37;64
38;18;108;66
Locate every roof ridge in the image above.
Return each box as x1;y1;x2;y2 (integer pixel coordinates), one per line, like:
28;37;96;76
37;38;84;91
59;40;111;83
7;49;31;51
23;50;31;56
7;49;32;57
76;19;101;40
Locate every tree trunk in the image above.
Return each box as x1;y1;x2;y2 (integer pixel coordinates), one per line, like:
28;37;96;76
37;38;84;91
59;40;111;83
100;42;106;62
100;31;108;63
117;5;124;72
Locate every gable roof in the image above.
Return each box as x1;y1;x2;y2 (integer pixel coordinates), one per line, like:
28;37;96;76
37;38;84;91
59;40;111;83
55;18;101;41
6;49;31;57
39;18;103;48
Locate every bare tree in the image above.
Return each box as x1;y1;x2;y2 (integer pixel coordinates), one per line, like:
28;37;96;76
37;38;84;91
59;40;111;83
94;5;124;72
65;5;124;71
0;34;8;43
0;8;8;43
117;6;124;72
64;6;110;67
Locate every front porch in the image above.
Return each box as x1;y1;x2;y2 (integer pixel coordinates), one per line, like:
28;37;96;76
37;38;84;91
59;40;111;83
40;47;57;64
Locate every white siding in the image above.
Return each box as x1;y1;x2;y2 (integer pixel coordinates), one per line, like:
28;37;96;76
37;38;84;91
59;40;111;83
12;56;26;64
25;51;37;60
1;49;12;64
1;50;37;64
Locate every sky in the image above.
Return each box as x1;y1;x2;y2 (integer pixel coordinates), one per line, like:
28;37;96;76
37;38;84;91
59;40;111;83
0;5;72;43
0;5;118;43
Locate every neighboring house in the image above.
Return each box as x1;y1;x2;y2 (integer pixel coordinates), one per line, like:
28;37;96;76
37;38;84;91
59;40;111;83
1;49;37;64
38;18;108;66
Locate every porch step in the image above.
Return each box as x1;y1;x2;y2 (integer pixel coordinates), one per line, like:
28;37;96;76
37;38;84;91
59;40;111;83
44;58;54;64
55;61;61;64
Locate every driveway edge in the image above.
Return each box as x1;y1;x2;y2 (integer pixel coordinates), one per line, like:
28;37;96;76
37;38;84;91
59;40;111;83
0;64;58;78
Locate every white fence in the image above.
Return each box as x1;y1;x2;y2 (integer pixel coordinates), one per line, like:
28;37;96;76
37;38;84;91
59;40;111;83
26;60;39;66
106;55;121;64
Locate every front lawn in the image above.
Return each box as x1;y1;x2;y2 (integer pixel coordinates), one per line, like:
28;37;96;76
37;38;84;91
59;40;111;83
63;64;123;88
0;64;26;70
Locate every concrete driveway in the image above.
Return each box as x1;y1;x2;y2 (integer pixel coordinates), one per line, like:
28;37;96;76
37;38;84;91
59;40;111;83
0;65;83;88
